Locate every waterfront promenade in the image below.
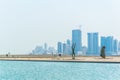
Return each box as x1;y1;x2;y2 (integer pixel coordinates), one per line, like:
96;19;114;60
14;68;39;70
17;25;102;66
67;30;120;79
0;54;120;63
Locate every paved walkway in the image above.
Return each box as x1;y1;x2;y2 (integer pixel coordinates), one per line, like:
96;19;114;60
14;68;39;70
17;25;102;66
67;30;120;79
0;56;120;63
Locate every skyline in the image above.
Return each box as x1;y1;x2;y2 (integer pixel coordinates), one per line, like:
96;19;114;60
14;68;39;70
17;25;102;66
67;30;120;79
57;30;119;56
0;0;120;54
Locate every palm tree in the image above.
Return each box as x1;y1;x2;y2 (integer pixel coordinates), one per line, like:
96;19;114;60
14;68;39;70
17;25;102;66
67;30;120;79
72;43;76;60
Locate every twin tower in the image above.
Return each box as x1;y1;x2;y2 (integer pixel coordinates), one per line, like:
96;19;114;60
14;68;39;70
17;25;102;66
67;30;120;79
72;29;99;55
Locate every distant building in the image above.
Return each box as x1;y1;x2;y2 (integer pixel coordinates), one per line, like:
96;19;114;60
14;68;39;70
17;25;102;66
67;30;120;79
72;29;82;54
67;39;71;46
44;43;47;50
106;36;114;54
44;43;48;54
101;36;114;55
87;33;93;55
93;33;99;54
66;39;71;55
87;32;99;55
113;39;118;54
32;44;56;55
32;46;44;54
118;42;120;55
118;42;120;51
57;42;63;54
63;43;67;54
48;46;56;54
82;46;87;55
101;37;106;48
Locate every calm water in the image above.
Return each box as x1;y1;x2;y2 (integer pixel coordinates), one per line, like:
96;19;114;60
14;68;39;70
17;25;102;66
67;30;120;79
0;61;120;80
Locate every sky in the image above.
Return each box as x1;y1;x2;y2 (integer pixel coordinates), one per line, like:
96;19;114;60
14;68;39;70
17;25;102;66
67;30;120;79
0;0;120;54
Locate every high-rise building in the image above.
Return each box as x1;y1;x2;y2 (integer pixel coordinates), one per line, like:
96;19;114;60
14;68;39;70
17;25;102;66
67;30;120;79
67;39;71;46
101;36;114;55
118;42;120;51
87;32;99;55
113;39;118;54
93;33;99;54
44;43;47;50
63;43;67;54
106;36;114;55
57;42;63;54
72;29;82;54
57;40;71;55
44;43;48;54
66;39;71;55
87;33;93;54
101;37;106;48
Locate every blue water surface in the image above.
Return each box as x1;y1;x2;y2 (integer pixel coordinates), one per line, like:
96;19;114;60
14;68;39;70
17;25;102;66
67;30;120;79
0;61;120;80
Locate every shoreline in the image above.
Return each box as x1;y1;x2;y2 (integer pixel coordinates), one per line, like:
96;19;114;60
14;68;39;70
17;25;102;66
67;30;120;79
1;59;120;63
0;55;120;63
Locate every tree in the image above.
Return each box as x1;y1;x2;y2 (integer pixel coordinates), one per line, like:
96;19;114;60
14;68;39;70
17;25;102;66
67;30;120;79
72;43;76;60
100;46;106;59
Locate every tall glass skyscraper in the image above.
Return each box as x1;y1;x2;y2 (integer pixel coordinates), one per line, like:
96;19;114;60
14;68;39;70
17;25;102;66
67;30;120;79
63;43;67;54
118;42;120;52
101;36;114;55
101;37;106;47
72;29;82;54
57;42;63;54
66;39;71;54
87;32;99;55
87;33;93;54
93;33;99;54
113;39;118;54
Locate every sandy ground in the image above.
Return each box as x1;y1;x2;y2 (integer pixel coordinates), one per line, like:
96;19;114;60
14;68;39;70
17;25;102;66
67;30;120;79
0;55;120;62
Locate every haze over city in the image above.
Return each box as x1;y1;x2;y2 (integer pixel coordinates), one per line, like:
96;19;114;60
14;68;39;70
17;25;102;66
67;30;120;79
0;0;120;54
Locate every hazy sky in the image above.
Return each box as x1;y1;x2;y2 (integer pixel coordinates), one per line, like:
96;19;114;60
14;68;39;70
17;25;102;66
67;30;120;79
0;0;120;54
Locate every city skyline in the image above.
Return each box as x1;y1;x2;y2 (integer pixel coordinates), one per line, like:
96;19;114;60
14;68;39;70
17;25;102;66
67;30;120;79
0;0;120;54
57;29;119;55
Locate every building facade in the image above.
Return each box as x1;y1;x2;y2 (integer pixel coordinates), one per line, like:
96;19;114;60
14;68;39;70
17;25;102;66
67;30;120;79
101;36;114;55
57;42;63;54
72;29;82;54
113;39;118;54
87;32;99;55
